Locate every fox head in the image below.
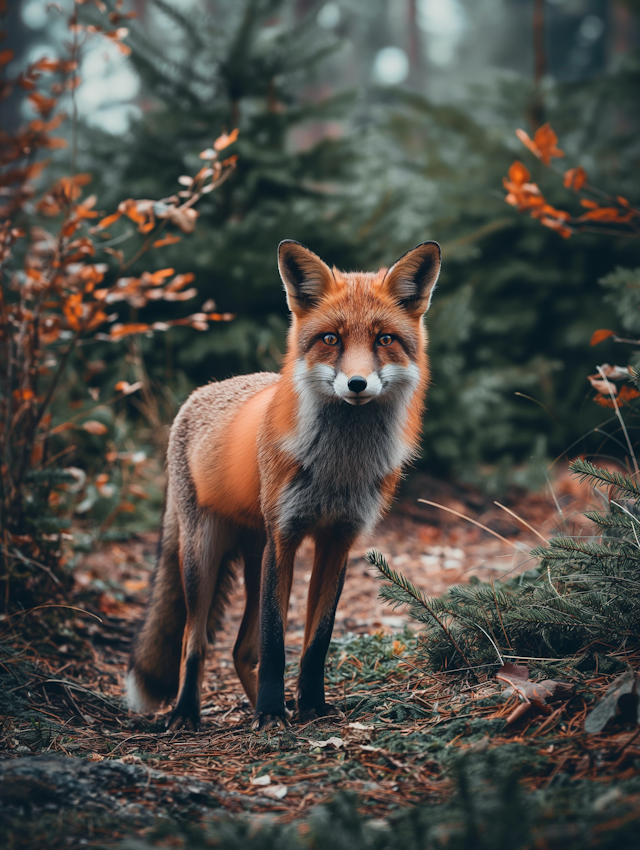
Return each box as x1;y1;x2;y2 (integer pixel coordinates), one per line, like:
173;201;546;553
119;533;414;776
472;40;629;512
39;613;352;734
278;240;441;406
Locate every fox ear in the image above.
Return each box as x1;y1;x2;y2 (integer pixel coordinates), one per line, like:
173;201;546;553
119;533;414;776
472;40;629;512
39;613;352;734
382;241;441;315
278;240;335;316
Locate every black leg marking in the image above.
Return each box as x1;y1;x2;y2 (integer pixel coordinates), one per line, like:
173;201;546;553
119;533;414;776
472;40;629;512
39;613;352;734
168;654;201;731
252;536;292;732
298;557;347;722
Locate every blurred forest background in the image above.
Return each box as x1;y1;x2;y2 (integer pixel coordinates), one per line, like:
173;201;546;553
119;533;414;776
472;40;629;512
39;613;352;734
5;6;640;842
2;0;640;593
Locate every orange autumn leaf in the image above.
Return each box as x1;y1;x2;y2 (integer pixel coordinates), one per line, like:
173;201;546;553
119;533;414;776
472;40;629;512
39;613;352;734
164;271;194;292
579;207;625;223
516;123;564;165
214;128;239;151
507;161;531;186
123;579;147;595
144;268;175;286
563;166;587;191
538;216;572;238
618;385;640;404
96;211;122;230
580;199;599;209
152;233;181;248
109;323;151;340
531;204;570;221
117;198;155;232
593;394;615;408
85;309;108;332
13;387;34;402
63;292;83;330
0;49;14;66
590;329;616;346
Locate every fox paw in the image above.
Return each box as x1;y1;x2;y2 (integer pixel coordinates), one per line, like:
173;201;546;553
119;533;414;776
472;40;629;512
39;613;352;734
251;711;290;732
167;707;200;732
299;702;345;723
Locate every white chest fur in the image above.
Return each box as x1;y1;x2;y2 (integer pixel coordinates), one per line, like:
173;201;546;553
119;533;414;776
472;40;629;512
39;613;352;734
275;361;419;536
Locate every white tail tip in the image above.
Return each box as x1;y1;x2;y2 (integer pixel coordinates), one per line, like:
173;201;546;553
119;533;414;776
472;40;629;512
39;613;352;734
125;669;160;713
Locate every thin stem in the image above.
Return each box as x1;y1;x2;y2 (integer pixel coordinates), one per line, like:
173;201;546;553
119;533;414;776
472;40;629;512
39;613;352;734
596;365;639;476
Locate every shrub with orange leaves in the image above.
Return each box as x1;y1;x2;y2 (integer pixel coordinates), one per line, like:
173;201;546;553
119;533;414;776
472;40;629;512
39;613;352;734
502;124;640;415
0;2;237;609
503;124;640;240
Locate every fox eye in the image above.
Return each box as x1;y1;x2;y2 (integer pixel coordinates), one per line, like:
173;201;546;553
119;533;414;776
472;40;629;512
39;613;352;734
378;334;393;346
322;333;339;346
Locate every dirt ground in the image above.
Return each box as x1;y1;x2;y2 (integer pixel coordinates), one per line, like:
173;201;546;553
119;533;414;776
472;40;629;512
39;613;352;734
7;466;634;837
81;468;593;653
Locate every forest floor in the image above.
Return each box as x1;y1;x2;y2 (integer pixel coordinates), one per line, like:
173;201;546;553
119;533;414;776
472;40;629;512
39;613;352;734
2;469;640;847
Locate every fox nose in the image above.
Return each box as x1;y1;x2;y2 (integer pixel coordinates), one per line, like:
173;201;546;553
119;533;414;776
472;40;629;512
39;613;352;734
348;376;367;394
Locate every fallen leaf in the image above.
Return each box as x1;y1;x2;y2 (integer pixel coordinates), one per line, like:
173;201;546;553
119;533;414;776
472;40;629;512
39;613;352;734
496;662;574;708
308;736;344;749
123;579;147;595
250;774;271;786
506;702;534;725
262;784;287;799
584;670;638;734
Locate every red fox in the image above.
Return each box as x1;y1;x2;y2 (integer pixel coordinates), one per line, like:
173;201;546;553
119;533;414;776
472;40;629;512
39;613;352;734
126;240;441;731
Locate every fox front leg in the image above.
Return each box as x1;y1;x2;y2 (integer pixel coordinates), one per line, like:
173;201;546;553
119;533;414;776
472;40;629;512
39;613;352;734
297;529;352;722
252;533;297;732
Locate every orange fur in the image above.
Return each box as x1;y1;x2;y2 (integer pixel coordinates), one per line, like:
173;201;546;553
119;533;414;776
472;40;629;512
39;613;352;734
127;240;441;731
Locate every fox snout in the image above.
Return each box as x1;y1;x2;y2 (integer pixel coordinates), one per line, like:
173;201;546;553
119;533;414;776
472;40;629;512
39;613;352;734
333;370;382;405
348;376;366;393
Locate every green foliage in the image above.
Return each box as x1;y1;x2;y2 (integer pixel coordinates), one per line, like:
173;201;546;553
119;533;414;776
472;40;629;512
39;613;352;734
80;1;640;479
378;66;640;479
87;0;372;386
600;266;640;336
370;458;640;672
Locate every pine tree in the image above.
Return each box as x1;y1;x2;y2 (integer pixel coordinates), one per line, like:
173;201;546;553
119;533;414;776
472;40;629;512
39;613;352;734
82;1;640;481
372;54;640;481
85;0;378;388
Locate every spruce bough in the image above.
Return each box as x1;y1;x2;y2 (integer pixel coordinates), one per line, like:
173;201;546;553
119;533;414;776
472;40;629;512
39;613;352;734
370;457;640;673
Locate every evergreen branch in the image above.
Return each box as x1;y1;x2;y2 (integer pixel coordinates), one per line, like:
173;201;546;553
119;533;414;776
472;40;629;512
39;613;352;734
367;549;473;668
569;458;640;498
583;510;635;531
